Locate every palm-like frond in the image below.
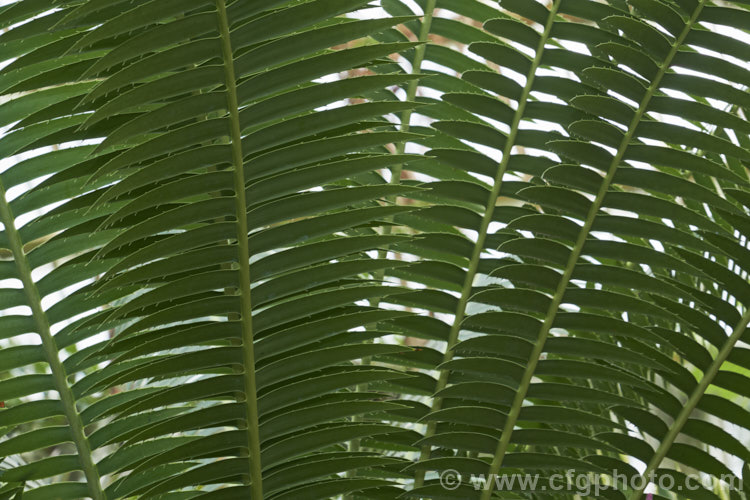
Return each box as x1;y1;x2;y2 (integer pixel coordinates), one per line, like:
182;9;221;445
405;0;750;498
2;0;750;499
0;0;422;497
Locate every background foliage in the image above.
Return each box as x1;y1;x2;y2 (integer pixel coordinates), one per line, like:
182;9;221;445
1;0;750;498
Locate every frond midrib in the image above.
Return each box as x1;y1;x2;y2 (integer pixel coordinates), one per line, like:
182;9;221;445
215;0;263;497
413;0;564;490
481;2;713;498
391;0;438;180
0;179;105;499
348;2;438;479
